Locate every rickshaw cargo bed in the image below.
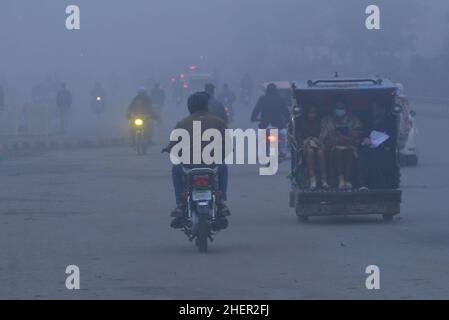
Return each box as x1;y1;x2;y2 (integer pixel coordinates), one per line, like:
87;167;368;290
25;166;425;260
290;189;402;217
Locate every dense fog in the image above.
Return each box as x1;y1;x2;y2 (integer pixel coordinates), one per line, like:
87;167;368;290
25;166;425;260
0;0;448;132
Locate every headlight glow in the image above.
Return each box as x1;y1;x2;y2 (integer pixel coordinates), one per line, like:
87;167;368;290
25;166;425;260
267;135;278;143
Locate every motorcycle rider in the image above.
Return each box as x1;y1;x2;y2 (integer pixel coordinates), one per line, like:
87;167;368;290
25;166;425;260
205;83;229;125
218;84;236;108
240;72;253;106
127;88;157;144
218;83;236;119
163;91;231;229
251;83;290;157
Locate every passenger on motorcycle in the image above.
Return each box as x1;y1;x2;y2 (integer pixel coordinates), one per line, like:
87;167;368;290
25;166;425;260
163;92;231;229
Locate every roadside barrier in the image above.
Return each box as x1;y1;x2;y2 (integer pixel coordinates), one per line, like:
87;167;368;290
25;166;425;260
0;136;127;157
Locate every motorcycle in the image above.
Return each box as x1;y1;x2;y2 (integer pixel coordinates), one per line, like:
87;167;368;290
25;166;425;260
180;166;227;253
255;120;288;163
131;116;152;155
224;105;233;123
92;95;106;117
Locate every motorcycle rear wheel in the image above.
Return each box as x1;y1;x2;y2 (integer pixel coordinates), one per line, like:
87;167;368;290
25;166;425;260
136;132;146;156
196;216;209;253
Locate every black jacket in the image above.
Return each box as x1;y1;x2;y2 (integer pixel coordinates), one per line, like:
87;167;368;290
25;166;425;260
208;97;229;124
362;115;397;150
251;93;290;129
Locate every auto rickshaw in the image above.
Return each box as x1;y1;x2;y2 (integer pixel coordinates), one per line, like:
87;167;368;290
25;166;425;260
289;78;403;222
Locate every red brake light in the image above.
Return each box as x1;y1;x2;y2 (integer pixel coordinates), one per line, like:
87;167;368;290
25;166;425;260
193;176;209;187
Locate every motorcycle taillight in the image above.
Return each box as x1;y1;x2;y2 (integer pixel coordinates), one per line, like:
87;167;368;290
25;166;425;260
193;175;210;187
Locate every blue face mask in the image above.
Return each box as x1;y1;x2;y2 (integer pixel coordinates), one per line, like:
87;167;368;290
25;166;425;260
335;109;346;118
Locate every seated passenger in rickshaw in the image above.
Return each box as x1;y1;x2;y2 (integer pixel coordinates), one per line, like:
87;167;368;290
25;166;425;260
297;105;329;190
358;102;399;190
320;102;362;190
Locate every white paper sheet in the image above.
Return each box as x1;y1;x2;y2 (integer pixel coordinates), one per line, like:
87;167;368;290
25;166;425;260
369;130;390;148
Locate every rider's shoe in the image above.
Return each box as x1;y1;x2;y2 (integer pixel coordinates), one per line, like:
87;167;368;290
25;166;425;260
170;217;185;229
217;202;231;217
171;203;186;218
212;217;229;231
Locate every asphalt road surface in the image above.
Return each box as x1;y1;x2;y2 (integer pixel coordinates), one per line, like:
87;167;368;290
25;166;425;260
1;111;449;300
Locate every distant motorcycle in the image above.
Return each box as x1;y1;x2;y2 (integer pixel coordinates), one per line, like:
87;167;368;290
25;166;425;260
180;166;227;253
224;105;233;123
92;95;106;117
131;116;152;155
255;120;288;162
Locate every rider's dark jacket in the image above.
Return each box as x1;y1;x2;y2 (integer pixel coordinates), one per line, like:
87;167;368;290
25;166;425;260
251;92;290;129
128;93;154;118
208;97;229;125
167;110;231;166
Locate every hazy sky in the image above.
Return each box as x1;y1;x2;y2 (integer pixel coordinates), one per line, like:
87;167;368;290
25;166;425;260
0;1;448;98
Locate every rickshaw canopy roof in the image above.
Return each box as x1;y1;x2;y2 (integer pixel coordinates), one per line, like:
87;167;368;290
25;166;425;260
295;78;397;93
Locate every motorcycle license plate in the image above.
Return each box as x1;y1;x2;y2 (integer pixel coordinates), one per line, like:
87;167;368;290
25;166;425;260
192;189;212;201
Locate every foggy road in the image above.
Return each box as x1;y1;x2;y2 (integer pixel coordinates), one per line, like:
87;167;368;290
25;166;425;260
1;112;449;300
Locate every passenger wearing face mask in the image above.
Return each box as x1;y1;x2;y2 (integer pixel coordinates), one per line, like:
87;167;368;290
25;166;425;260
320;101;362;190
357;102;398;190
